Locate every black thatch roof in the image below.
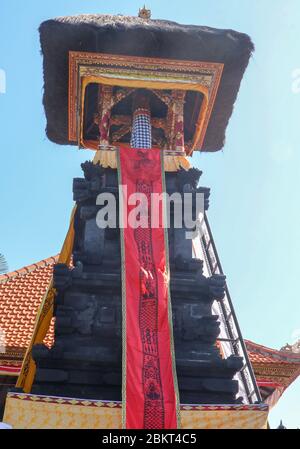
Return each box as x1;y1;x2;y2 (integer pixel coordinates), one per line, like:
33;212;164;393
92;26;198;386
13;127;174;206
39;14;254;152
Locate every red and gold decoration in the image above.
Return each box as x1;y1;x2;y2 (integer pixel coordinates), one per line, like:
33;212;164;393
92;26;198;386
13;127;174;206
118;147;179;428
68;51;223;155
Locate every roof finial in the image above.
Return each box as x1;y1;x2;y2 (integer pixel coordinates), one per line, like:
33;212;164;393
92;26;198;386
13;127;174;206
281;339;300;354
138;5;151;20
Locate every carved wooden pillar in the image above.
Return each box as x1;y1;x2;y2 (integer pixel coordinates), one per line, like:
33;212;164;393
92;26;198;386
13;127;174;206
98;85;113;148
98;86;134;149
168;90;186;152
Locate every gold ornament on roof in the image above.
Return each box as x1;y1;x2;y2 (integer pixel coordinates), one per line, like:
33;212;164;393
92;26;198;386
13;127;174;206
138;5;151;20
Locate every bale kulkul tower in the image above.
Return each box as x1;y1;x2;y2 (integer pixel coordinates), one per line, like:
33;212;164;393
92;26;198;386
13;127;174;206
2;8;288;429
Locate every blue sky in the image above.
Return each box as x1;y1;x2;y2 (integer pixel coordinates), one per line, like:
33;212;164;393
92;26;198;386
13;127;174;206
0;0;299;428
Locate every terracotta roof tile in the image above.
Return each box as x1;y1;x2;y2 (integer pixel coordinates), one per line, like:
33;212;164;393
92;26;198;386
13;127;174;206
245;340;300;365
0;256;58;352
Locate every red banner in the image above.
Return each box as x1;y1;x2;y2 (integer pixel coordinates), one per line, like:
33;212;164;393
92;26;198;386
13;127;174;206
118;147;179;429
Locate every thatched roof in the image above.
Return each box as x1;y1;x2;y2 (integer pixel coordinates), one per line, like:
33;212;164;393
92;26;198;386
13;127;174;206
39;14;254;152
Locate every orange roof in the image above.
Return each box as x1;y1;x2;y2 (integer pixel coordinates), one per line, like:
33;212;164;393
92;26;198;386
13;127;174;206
0;256;58;355
247;351;279;364
244;340;300;390
0;256;299;386
245;340;300;365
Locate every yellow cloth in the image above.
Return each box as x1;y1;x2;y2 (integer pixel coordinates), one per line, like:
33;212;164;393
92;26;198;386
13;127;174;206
16;206;76;393
4;393;268;429
93;149;191;172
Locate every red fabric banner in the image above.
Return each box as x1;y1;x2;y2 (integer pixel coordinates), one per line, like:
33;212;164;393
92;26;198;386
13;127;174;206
118;147;179;429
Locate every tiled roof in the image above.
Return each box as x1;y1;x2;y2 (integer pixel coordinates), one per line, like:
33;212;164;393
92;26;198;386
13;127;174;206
245;340;300;365
0;256;58;355
246;351;282;364
245;340;300;391
0;256;300;378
